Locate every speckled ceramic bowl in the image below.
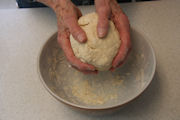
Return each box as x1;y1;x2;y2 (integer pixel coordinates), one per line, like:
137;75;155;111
38;28;156;110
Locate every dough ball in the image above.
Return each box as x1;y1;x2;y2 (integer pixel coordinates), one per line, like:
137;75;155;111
70;12;121;71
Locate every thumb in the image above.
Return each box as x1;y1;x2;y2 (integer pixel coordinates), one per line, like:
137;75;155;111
65;17;87;43
95;0;111;38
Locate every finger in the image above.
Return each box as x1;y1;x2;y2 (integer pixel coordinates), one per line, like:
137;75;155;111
110;61;124;71
95;0;111;38
111;14;131;68
112;32;131;68
97;11;109;38
64;16;87;43
118;46;132;67
57;30;95;71
72;66;98;74
110;61;123;71
82;70;98;74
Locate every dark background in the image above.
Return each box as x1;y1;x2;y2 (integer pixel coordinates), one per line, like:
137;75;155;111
16;0;153;8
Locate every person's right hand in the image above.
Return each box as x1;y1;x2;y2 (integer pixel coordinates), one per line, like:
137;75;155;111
37;0;96;74
95;0;131;71
55;1;97;74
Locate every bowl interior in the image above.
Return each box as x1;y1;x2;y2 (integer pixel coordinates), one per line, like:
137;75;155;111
39;29;156;109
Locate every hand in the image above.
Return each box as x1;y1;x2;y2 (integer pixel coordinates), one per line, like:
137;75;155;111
95;0;131;70
37;0;96;74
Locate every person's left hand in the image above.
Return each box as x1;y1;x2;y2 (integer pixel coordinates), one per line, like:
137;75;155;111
95;0;131;70
37;0;97;74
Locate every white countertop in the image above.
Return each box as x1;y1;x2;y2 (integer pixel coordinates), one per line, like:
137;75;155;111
0;1;180;120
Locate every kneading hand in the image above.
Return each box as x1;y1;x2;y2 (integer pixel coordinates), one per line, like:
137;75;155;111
37;0;96;74
95;0;131;70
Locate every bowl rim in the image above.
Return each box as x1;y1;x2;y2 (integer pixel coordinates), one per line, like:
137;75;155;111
37;30;156;110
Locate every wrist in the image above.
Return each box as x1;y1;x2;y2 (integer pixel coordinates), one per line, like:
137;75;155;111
36;0;70;10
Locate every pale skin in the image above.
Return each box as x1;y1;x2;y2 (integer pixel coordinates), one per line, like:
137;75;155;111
37;0;131;74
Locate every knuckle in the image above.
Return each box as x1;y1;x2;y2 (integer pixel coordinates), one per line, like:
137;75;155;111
71;29;81;37
64;15;74;21
98;17;109;28
64;16;77;26
71;27;84;37
69;26;77;33
98;6;110;16
98;22;108;30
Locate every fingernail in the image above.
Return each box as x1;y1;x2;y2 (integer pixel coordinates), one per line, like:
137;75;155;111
98;28;106;38
77;34;86;43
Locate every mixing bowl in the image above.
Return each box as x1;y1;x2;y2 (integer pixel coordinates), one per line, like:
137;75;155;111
38;28;156;110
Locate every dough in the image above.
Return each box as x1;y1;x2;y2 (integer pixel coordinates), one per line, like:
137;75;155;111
70;12;121;71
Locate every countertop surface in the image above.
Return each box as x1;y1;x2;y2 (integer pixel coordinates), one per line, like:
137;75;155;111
0;0;180;120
